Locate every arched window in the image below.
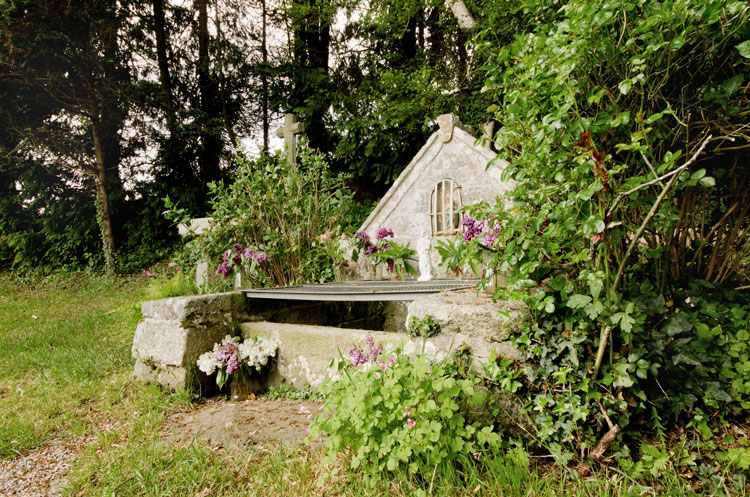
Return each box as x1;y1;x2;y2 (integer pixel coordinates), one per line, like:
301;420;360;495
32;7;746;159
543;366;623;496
430;179;462;236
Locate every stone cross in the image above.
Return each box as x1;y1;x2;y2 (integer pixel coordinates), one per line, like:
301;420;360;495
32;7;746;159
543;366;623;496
276;113;305;165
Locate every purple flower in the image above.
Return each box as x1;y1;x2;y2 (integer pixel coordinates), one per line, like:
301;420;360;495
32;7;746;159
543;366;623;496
354;232;371;244
461;217;487;242
217;342;240;374
215;262;232;280
233;243;243;254
232;253;242;267
376;228;394;240
365;336;374;346
226;355;239;375
386;259;395;273
243;248;254;260
253;252;268;262
364;244;379;255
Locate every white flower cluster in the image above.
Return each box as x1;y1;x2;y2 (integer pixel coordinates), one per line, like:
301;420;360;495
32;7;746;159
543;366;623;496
197;335;238;375
239;333;281;372
196;334;280;375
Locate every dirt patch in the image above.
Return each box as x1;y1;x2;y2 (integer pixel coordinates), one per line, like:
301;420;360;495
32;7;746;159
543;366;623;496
162;397;325;449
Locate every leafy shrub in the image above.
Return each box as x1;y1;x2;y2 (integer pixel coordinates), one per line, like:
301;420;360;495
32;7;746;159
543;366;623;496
168;146;365;288
308;340;502;477
430;0;750;465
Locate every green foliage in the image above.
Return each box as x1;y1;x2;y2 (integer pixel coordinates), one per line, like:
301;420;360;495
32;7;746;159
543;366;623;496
308;347;503;477
426;0;750;466
170;146;364;288
406;315;442;338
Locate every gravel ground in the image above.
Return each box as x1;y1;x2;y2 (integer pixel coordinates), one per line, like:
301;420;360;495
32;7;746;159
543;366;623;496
0;436;92;497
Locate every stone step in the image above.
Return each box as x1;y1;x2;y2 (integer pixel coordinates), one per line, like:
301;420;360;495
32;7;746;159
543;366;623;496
240;320;519;391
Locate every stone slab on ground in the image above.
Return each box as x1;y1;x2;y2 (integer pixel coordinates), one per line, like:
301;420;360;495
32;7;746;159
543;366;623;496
162;398;323;449
132;292;246;390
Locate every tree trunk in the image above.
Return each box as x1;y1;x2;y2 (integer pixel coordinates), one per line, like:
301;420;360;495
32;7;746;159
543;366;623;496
89;99;116;276
196;0;222;190
214;2;238;149
291;0;332;154
153;0;174;114
261;0;269;154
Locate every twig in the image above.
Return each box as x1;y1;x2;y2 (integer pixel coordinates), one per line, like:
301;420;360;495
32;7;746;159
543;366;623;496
606;135;712;219
688;202;739;266
428;461;438;496
592;325;611;380
588;400;619;462
612;135;712;293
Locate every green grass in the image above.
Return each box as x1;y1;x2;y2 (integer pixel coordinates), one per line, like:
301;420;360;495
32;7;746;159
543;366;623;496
0;272;746;496
0;273;187;456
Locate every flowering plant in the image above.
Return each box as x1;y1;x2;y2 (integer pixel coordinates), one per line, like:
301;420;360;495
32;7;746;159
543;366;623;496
351;228;417;279
308;336;502;475
196;334;280;390
214;243;269;288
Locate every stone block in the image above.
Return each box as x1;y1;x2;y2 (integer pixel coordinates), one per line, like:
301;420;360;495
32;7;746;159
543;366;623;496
240;321;531;440
407;289;527;343
132;292;245;391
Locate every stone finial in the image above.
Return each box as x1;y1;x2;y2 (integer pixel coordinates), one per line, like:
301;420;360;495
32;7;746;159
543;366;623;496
436;113;455;143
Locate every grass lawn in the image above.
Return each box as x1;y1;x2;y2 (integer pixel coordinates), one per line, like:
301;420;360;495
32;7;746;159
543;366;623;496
0;273;745;496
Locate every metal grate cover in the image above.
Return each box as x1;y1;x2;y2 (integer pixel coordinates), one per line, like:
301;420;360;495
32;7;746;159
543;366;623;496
243;279;479;301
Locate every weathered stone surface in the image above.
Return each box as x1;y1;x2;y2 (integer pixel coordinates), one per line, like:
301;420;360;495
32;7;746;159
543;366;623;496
407;289;527;342
240;320;531;440
352;116;514;280
140;292;243;326
132;292;245;390
240;321;519;390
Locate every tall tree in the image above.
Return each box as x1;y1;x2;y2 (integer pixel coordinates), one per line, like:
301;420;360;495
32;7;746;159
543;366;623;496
0;0;132;274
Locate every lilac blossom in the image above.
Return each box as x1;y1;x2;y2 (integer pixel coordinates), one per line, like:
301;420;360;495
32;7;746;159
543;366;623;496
364;244;379;255
376;228;394;240
354;231;371;244
215;262;232;280
253;252;268;263
243;248;254;260
217;342;240;374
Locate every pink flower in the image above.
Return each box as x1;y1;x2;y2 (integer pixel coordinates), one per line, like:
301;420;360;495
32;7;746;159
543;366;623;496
472;452;480;460
298;406;310;414
403;406;410;418
388;357;395;365
304;428;309;435
407;418;416;427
